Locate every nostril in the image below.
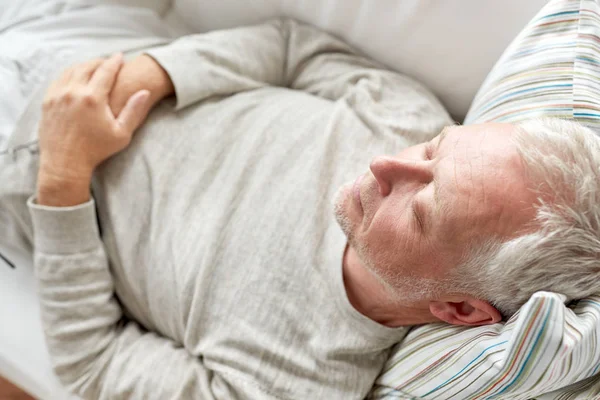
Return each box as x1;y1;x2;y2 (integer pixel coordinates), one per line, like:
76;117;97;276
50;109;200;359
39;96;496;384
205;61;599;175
370;170;391;197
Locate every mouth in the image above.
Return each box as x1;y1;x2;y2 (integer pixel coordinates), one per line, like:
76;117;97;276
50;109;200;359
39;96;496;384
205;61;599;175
353;174;364;212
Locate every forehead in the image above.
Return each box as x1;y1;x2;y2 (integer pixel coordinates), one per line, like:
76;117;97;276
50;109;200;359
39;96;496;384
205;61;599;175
434;124;536;240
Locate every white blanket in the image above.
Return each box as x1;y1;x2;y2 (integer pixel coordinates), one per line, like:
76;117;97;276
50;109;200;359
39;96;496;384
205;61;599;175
0;2;186;397
0;0;186;148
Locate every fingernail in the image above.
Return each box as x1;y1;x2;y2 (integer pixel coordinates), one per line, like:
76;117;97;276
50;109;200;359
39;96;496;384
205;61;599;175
112;52;123;61
135;90;151;104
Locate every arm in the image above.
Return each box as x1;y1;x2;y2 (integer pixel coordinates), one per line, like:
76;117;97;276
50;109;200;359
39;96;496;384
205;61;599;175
135;18;371;109
107;19;288;115
108;17;450;143
283;20;453;139
136;18;451;139
30;200;215;399
141;20;288;110
32;55;221;399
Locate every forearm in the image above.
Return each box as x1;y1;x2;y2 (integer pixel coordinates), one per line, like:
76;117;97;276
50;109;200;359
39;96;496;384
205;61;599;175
143;19;288;110
29;198;215;399
29;199;121;390
139;18;388;109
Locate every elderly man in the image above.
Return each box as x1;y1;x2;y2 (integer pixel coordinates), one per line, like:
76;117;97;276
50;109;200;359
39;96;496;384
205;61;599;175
2;19;599;399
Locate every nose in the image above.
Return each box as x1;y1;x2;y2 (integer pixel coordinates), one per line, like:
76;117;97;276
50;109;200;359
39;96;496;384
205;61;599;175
369;156;433;196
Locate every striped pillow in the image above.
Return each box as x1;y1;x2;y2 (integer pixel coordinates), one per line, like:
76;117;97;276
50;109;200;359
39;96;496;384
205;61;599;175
371;1;600;398
370;293;600;399
464;0;600;130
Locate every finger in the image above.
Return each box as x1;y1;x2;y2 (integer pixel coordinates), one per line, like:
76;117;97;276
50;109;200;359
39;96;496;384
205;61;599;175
70;58;105;84
115;90;151;134
89;53;124;95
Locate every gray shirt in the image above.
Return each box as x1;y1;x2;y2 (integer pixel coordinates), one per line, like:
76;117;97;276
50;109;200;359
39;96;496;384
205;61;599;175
4;19;452;399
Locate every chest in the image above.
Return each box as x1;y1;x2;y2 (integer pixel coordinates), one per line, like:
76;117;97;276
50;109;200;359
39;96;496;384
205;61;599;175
93;88;405;338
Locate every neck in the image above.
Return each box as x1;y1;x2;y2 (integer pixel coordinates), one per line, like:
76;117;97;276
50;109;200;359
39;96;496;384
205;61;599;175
342;244;439;327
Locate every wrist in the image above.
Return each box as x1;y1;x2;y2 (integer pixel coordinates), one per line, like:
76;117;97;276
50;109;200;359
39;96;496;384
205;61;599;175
140;54;174;100
37;167;92;207
109;54;174;116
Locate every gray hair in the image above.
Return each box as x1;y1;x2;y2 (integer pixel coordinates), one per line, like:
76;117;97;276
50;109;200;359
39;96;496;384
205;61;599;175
453;118;600;318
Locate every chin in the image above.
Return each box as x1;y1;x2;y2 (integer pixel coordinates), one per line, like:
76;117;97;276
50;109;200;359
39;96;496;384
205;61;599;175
333;182;355;239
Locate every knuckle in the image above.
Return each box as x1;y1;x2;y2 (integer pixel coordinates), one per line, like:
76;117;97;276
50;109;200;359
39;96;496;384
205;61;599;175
81;93;99;107
42;97;55;110
59;91;74;104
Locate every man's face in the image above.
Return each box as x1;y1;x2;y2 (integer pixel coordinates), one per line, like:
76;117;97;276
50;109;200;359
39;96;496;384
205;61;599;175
334;123;538;302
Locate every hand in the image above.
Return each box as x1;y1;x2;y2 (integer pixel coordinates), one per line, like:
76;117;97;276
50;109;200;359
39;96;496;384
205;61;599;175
37;53;150;206
109;54;174;119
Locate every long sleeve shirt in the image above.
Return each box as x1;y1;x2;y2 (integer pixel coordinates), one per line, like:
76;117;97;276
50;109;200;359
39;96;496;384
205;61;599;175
4;18;452;399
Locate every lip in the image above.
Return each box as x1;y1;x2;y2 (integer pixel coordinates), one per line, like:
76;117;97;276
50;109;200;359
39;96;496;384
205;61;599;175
353;175;364;212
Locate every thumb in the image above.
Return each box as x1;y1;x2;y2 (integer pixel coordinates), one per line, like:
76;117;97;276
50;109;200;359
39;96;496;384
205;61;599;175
116;89;151;134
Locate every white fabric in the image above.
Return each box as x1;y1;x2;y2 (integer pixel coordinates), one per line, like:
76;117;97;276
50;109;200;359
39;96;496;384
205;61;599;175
0;1;182;397
0;0;172;21
0;243;78;399
172;0;548;120
0;0;183;148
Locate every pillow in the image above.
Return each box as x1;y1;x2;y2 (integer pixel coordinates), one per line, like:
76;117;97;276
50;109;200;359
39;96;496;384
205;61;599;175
370;293;600;399
464;0;600;130
370;0;600;398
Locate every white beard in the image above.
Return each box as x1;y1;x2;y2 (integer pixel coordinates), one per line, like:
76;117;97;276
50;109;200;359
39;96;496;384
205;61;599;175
332;183;354;240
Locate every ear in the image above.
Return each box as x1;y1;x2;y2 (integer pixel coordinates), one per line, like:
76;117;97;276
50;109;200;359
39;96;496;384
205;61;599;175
429;297;502;326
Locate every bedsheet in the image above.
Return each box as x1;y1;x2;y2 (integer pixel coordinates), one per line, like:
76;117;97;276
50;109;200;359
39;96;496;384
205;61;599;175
0;0;189;148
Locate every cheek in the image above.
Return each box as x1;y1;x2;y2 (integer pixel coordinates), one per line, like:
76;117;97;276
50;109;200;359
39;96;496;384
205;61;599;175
360;205;414;268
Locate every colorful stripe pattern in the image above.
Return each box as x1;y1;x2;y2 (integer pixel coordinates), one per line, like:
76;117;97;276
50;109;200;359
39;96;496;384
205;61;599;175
369;293;600;399
464;0;600;132
372;1;600;398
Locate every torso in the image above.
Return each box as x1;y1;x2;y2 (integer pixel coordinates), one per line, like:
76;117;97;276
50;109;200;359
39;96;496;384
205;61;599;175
93;87;411;398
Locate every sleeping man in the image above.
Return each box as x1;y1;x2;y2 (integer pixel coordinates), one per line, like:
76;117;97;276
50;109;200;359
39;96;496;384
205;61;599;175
2;19;600;399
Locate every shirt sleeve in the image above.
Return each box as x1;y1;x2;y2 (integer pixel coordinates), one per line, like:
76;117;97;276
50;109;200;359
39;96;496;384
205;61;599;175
28;197;225;400
282;19;453;139
143;18;451;139
143;19;288;111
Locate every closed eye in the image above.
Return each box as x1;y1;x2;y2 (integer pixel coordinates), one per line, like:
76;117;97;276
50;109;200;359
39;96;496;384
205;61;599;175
412;201;425;231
